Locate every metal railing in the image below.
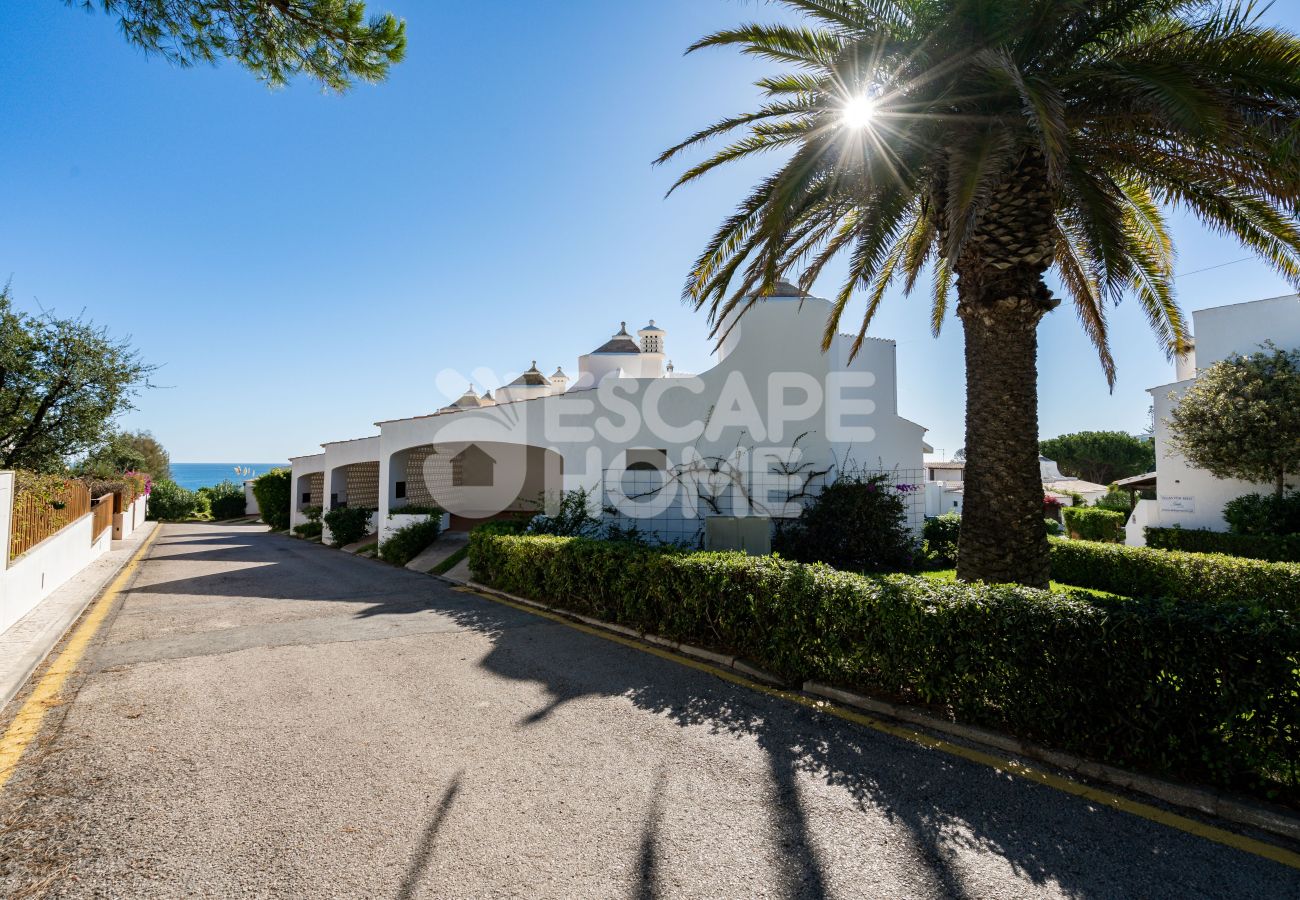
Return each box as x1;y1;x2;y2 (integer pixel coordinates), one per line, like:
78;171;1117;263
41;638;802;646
9;479;91;562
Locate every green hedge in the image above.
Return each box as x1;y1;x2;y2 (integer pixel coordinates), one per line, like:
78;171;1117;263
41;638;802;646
323;506;372;548
1145;527;1300;563
252;469;291;530
470;532;1299;802
379;517;441;565
1061;506;1126;541
1049;538;1300;611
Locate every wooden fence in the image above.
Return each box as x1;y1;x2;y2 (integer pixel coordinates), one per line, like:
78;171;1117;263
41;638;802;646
10;478;92;562
91;493;114;542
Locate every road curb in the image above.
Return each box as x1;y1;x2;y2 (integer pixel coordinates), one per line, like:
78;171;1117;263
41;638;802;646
800;681;1300;844
444;572;1300;850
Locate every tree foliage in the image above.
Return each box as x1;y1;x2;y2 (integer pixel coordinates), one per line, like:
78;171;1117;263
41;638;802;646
1168;343;1300;498
1039;430;1154;484
76;429;171;480
0;285;154;473
252;468;292;530
72;0;406;90
659;0;1300;586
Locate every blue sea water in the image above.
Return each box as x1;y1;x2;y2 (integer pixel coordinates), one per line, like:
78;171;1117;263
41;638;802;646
170;463;287;491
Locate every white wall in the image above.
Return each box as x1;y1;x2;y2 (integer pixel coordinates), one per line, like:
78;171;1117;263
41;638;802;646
244;480;260;515
289;453;326;530
375;293;928;541
0;472;115;636
1191;294;1300;372
1146;294;1300;532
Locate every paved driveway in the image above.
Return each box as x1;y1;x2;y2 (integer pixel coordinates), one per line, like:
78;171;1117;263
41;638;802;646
0;522;1296;898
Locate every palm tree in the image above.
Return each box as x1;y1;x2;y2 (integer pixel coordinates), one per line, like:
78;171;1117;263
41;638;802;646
658;0;1300;586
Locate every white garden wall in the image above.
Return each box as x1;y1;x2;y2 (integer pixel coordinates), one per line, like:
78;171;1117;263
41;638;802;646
0;472;117;636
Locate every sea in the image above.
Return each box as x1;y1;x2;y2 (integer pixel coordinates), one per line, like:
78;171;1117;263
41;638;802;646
170;463;288;491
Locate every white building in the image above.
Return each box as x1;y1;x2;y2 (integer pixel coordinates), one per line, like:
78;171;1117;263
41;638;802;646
924;455;1105;517
290;281;931;548
1127;294;1300;544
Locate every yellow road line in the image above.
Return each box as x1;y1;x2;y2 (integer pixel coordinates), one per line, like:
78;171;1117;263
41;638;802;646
0;525;162;793
453;585;1300;871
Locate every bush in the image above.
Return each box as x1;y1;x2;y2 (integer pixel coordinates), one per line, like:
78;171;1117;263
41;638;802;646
1093;487;1133;512
526;488;601;537
1043;517;1063;537
774;473;916;573
1049;538;1300;611
390;503;443;516
292;521;323;539
147;478;204;520
251;469;291;530
323;506;372;548
1145;526;1300;563
1062;506;1126;542
202;480;247;520
1223;492;1300;536
922;513;961;566
470;531;1299;803
302;505;323;524
379;517;442;565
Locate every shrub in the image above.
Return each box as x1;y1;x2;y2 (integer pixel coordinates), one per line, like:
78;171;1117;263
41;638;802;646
379;517;442;565
147;478;204;521
922;513;961;566
251;469;291;530
293;521;323;539
774;472;916;573
1093;487;1133;512
323;506;372;548
470;531;1299;803
390;503;443;516
302;505;323;524
202;480;247;520
1223;492;1300;536
1062;506;1126;542
1145;527;1300;563
1049;538;1300;611
1043;517;1063;537
526;487;601;537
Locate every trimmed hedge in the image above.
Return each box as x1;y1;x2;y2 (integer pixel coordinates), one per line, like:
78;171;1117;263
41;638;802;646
252;469;291;530
1061;506;1126;542
1146;526;1300;563
323;506;372;548
1049;538;1300;611
379;517;442;565
470;531;1299;802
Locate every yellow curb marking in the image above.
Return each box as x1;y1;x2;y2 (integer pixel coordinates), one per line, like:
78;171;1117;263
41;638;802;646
453;585;1300;871
0;526;163;793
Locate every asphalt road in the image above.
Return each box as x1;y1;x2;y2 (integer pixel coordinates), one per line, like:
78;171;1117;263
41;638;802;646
0;522;1296;899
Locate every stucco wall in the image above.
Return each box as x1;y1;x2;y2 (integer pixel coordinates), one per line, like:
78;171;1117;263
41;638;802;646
0;471;115;636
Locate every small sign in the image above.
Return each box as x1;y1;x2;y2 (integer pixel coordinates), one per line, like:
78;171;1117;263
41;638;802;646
1159;495;1195;513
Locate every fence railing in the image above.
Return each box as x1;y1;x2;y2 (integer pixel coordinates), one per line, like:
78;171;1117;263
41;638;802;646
10;478;92;562
91;493;113;542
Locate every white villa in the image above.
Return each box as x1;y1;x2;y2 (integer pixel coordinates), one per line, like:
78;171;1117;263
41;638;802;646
289;281;932;549
1126;293;1300;544
923;455;1106;517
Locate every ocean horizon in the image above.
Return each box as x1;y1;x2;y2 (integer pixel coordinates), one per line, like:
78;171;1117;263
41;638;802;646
170;463;286;491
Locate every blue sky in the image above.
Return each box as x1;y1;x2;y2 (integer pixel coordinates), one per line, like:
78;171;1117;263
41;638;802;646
2;1;1298;464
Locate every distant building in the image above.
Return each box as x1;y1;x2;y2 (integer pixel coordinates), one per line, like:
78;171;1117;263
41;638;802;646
290;281;933;547
1128;294;1300;544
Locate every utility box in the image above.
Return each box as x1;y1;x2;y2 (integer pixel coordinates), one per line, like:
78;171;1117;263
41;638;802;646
704;516;772;556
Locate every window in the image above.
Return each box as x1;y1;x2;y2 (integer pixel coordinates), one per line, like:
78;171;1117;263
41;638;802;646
395;481;406;499
302;492;311;504
626;448;668;472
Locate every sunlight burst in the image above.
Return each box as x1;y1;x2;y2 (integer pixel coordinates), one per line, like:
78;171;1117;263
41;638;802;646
840;95;877;129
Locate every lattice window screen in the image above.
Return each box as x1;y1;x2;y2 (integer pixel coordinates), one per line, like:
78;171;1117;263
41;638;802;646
345;462;380;509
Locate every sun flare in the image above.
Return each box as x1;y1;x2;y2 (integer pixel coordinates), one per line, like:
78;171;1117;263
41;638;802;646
840;95;877;129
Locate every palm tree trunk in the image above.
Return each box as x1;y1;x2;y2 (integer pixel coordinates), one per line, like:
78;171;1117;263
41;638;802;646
950;150;1058;588
956;291;1053;587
